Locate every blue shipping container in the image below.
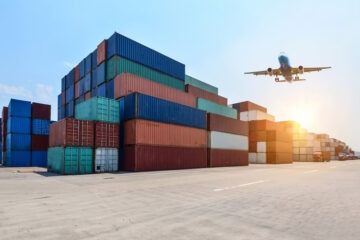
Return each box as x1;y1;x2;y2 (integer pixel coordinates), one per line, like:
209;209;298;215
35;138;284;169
32;151;47;168
106;33;185;81
6;150;31;167
65;101;74;118
91;87;97;98
85;54;92;74
84;73;91;93
57;94;61;108
106;79;114;99
58;106;65;121
32;119;50;135
75;95;84;106
66;85;74;103
120;93;206;129
7;117;31;134
96;62;106;85
91;49;97;70
66;69;75;89
6;133;31;150
61;76;66;91
91;68;97;87
97;83;106;97
8;99;31;118
80;58;85;79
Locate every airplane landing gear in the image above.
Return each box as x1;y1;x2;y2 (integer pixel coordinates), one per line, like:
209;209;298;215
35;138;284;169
295;76;300;81
275;77;279;82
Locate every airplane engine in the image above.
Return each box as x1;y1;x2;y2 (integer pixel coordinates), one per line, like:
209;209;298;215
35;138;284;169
267;67;274;76
298;65;304;74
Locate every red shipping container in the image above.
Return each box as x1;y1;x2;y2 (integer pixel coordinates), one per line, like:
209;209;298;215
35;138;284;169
49;118;94;147
97;40;106;65
249;142;257;152
124;119;207;148
123;145;207;171
84;92;91;101
74;81;80;99
114;73;196;108
249;120;276;131
208;149;248;167
31;135;49;150
31;103;51;120
95;122;119;148
61;92;66;106
231;101;267;113
267;153;293;164
207;113;248;136
74;64;80;82
185;84;227;106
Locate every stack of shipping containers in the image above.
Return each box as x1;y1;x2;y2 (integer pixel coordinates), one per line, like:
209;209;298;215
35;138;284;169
1;107;8;165
318;134;332;161
6;99;32;167
0;118;2;164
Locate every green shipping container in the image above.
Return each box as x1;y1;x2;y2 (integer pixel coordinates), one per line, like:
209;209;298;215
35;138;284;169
47;147;93;175
75;97;120;123
185;75;218;94
197;98;237;119
107;56;185;91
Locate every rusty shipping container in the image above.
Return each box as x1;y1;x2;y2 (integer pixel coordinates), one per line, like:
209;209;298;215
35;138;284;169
208;149;248;167
97;40;107;65
95;122;119;148
249;120;277;131
231;101;267;113
49;118;94;147
123;145;207;171
31;135;49;150
207;113;248;136
124;119;207;148
266;153;293;164
31;103;51;120
114;73;196;108
185;84;227;106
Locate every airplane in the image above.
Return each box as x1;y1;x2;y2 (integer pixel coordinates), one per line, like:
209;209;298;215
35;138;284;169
244;53;331;83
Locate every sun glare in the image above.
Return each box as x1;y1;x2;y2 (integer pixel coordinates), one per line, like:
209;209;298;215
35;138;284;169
291;108;312;128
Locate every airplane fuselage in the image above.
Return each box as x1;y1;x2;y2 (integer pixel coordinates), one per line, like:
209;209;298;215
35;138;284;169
278;55;293;81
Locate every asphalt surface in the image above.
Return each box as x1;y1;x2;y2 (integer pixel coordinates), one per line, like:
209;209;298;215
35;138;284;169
1;161;360;240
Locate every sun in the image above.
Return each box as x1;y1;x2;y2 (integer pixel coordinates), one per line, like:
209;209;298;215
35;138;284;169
291;108;312;128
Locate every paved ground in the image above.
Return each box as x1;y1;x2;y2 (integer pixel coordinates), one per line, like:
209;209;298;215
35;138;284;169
1;161;360;240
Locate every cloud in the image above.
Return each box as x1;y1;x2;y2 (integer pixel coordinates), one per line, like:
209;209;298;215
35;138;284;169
0;83;33;99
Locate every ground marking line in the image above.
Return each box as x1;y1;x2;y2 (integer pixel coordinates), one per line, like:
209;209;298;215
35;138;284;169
214;180;267;192
303;170;319;174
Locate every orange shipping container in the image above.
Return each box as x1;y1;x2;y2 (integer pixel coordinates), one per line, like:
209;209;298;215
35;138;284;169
97;40;107;65
114;73;196;108
249;120;277;131
267;153;293;164
266;130;292;142
185;84;228;106
249;142;257;152
231;101;267;113
124;119;207;148
249;130;267;142
266;141;293;153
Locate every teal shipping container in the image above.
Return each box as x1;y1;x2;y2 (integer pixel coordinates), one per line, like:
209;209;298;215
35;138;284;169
47;147;93;175
107;56;185;91
75;97;119;123
197;98;237;119
185;75;218;95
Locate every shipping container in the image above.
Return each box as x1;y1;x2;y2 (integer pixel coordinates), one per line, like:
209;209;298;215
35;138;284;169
32;119;50;135
2;107;8;151
57;94;61;108
84;73;91;93
239;110;275;121
266;142;293;153
80;59;85;79
185;75;218;94
74;64;80;82
61;92;65;106
249;142;257;152
6;150;31;167
123;145;207;171
97;40;106;65
106;32;185;80
85;53;91;74
75;81;80;99
6;134;31;150
66;85;74;103
91;49;97;70
7;117;31;134
91;68;97;87
231;101;267;113
249;120;277;131
66;69;75;89
207;149;248;167
249;131;267;142
267;153;293;164
84;92;91;101
124;119;207;148
65;100;74;118
114;73;196;107
196;98;237;119
96;62;106;86
31;135;49;150
61;77;66;91
106;79;114;99
266;130;292;142
47;147;93;175
31;151;47;168
120;93;206;129
185;84;227;106
94;148;118;172
75;95;84;106
107;56;185;91
49;118;94;147
249;153;257;164
58;106;65;121
97;83;106;97
257;142;266;153
207;131;248;150
95;122;119;148
8;99;31;118
207;113;248;135
75;97;119;123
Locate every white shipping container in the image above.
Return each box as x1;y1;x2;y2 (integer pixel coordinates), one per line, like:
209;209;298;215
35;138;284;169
256;153;267;164
249;153;257;164
208;131;248;150
300;148;307;155
257;142;266;153
240;110;275;121
95;148;118;173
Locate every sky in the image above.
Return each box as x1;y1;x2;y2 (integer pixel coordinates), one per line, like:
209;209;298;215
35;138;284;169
0;0;359;150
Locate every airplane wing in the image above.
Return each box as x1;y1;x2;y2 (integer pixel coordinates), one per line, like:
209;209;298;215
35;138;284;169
292;67;331;74
244;68;281;76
